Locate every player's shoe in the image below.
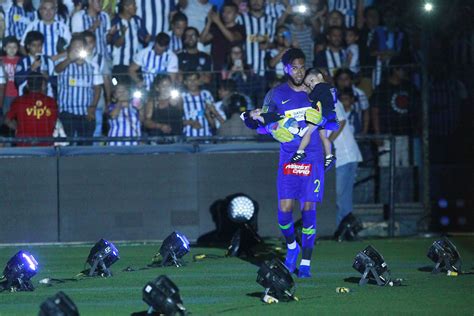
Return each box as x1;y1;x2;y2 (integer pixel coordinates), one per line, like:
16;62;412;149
324;154;336;171
284;245;300;273
291;151;306;163
298;265;312;278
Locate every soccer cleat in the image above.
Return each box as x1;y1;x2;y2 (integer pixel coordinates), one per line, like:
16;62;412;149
298;265;312;278
291;151;306;163
284;245;300;273
324;154;336;171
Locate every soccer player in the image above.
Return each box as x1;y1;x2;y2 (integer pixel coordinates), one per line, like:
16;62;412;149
244;48;337;278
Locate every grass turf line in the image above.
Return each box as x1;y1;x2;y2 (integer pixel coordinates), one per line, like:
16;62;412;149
0;237;473;315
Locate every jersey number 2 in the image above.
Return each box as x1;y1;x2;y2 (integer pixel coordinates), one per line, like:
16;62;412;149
314;179;320;193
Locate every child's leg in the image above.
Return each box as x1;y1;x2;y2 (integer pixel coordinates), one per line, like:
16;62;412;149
291;125;318;163
319;129;332;156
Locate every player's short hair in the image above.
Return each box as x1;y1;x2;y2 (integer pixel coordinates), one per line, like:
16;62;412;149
27;72;45;92
24;31;44;48
171;12;188;25
338;87;354;99
281;48;305;66
155;32;171;47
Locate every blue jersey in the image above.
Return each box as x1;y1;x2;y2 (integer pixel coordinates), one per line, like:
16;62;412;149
263;82;323;154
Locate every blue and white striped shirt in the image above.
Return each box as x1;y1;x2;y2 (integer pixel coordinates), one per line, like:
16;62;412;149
137;0;176;37
107;103;141;146
169;33;183;53
110;15;149;67
328;0;357;28
182;90;214;137
265;2;285;20
71;10;111;58
5;4;37;40
15;54;55;97
237;12;276;76
57;60;103;115
133;46;178;90
21;20;71;57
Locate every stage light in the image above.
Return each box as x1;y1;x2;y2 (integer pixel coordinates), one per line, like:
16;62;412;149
256;258;297;302
1;250;38;291
424;2;433;12
293;4;307;14
352;245;391;286
142;275;187;315
225;194;262;257
111;77;118;86
228;195;255;223
170;89;180;99
334;213;363;241
78;49;88;59
157;232;190;267
427;237;461;274
39;291;79;316
86;239;119;277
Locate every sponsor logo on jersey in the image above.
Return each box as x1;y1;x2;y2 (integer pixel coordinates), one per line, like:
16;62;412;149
284;107;312;121
283;163;312;176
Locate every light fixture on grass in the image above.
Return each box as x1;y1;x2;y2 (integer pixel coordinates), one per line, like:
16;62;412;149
352;245;391;286
39;291;79;316
142;275;187;315
1;250;38;291
427;237;461;274
256;258;297;303
156;231;190;267
86;239;119;277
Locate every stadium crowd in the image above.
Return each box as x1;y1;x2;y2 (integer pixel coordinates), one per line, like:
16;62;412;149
0;0;469;157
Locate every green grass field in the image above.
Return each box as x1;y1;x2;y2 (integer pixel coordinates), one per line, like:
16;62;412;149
0;237;473;315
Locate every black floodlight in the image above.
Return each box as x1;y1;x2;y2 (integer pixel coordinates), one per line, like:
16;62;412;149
159;232;190;267
335;213;363;241
39;291;79;316
1;250;38;291
143;275;187;316
352;245;391;286
427;237;462;274
86;239;119;277
256;258;296;301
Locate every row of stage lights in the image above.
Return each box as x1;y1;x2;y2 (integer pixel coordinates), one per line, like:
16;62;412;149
0;193;464;314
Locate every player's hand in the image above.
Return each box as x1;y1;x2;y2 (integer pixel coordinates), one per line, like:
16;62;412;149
305;108;322;125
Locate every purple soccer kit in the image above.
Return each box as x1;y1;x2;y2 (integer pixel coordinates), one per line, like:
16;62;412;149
263;82;325;203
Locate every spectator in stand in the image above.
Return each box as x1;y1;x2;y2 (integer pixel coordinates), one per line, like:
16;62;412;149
327;0;357;28
129;32;178;90
178;27;212;86
107;78;143;146
334;68;369;135
328;87;363;228
55;35;103;144
55;0;72;24
237;0;276;105
371;6;409;87
4;73;57;146
108;0;151;77
144;74;183;137
181;72;216;136
345;27;359;74
1;36;20;114
136;0;177;38
200;1;245;72
287;11;313;68
370;57;419;167
168;12;187;53
314;25;345;77
308;0;327;38
217;93;255;137
71;0;111;63
325;9;345;30
83;30;112;138
221;43;255;98
15;31;55;98
5;0;37;40
269;25;297;79
179;0;211;52
265;0;288;27
21;0;71;61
